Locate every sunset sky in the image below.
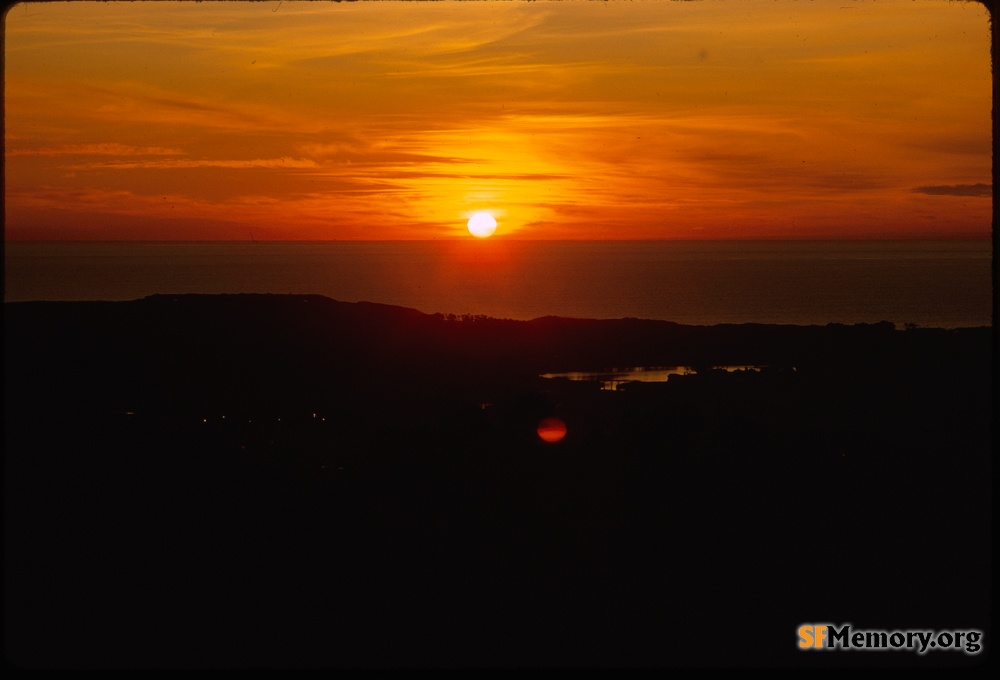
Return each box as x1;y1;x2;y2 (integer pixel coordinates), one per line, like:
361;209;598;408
4;0;992;240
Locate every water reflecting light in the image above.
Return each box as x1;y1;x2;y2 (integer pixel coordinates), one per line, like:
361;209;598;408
540;366;765;390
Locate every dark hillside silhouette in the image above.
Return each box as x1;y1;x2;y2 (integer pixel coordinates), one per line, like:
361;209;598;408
4;295;992;668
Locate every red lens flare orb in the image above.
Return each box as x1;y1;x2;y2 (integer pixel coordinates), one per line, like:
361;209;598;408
537;417;567;443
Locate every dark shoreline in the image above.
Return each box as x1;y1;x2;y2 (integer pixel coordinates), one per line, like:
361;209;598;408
5;295;993;668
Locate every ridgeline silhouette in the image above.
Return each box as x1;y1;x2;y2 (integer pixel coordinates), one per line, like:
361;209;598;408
5;295;992;668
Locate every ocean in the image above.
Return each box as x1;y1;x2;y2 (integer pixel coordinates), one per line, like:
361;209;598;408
3;240;992;328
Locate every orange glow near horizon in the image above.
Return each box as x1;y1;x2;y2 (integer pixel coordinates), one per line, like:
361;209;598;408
3;1;992;241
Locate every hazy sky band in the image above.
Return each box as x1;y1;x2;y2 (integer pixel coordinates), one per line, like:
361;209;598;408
3;0;992;240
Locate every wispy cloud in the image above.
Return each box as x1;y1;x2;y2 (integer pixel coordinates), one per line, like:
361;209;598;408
7;143;185;157
72;157;319;170
912;184;992;197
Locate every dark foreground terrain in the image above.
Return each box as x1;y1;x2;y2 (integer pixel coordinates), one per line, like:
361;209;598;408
5;295;993;668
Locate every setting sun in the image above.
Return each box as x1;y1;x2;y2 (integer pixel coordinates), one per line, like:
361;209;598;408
467;212;497;239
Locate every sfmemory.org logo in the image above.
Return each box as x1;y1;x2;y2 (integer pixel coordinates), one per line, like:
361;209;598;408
798;624;983;655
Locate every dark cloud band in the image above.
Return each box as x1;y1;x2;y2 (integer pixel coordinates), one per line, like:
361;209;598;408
912;184;992;197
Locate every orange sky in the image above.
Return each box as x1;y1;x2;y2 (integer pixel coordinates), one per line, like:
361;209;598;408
3;0;993;240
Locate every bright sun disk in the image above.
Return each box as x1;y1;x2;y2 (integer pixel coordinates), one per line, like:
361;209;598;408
467;212;497;238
